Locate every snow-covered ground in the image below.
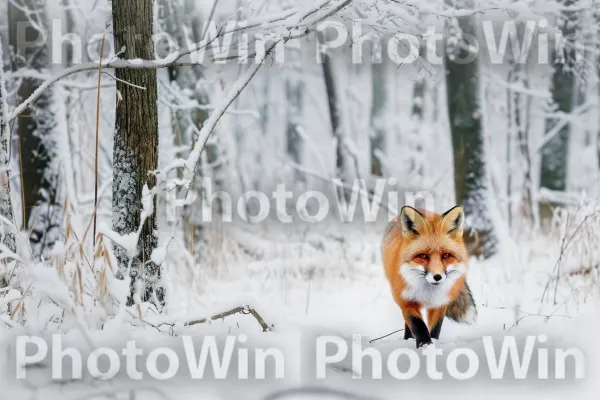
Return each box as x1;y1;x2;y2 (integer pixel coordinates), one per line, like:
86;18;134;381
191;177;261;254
2;218;599;400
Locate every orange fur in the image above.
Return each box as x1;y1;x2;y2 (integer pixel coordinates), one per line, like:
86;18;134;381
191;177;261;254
382;206;470;346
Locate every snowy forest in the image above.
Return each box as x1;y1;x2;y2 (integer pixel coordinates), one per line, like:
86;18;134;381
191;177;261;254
1;0;600;398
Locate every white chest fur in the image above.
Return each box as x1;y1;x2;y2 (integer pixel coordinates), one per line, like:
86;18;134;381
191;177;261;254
399;264;466;308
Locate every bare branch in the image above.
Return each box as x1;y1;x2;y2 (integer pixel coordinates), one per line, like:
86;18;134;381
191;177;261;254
6;7;300;121
184;305;273;332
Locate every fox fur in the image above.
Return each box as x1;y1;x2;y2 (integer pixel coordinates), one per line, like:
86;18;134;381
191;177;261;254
381;205;476;347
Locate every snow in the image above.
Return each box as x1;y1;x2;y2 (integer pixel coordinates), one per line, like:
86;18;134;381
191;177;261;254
98;222;139;259
2;223;600;398
1;0;600;398
151;246;166;266
29;264;73;310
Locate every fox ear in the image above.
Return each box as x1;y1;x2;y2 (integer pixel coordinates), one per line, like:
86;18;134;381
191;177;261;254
399;206;428;237
441;206;464;237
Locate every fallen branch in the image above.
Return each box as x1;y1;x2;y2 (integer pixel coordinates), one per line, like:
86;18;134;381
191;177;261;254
183;305;273;332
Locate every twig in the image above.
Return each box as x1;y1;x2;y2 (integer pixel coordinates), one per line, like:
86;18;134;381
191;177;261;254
201;0;221;41
17;125;25;230
369;329;404;343
541;212;596;304
92;33;106;251
497;304;571;331
101;71;146;90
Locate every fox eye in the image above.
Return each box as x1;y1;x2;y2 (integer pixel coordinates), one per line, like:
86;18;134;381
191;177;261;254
442;253;452;260
417;253;428;260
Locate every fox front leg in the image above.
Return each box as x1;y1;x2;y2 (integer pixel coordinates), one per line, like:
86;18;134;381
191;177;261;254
403;323;413;340
427;306;447;340
402;307;432;348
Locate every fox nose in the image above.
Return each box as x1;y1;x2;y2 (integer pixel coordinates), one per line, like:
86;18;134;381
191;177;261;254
433;274;443;282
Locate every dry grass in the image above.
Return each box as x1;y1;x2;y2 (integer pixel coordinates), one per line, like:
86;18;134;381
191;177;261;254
92;33;106;250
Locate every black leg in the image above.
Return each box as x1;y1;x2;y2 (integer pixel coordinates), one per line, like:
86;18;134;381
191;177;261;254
403;323;413;340
408;315;432;348
430;317;444;340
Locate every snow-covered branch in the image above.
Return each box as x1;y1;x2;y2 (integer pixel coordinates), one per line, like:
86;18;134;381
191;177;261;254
157;0;354;195
6;6;307;122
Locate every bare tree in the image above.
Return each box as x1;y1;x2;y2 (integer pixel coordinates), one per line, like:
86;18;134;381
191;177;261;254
8;0;62;257
539;0;577;216
445;1;498;258
112;0;163;306
320;31;357;201
506;48;536;228
284;39;305;181
408;73;426;180
370;56;387;177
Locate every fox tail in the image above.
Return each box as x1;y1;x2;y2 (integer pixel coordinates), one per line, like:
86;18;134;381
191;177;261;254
446;282;477;324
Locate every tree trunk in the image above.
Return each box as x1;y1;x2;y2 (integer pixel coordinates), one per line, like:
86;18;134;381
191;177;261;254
539;0;576;218
9;0;61;258
112;0;163;306
409;73;426;180
0;42;16;254
508;62;536;227
445;1;498;258
370;59;386;177
285;40;305;182
321;38;355;201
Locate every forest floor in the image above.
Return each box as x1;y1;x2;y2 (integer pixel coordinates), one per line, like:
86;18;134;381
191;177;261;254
1;223;599;399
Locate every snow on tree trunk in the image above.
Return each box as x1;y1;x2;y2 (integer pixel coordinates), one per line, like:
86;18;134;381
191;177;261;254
539;0;576;217
445;1;498;258
0;42;16;254
112;0;163;306
8;0;62;258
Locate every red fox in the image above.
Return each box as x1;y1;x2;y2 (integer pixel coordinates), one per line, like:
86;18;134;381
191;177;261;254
381;205;476;348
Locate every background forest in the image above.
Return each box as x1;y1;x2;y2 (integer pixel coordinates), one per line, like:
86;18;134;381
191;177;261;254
0;0;600;399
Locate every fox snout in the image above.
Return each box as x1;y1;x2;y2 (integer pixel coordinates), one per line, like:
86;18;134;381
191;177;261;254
423;258;447;285
425;272;445;285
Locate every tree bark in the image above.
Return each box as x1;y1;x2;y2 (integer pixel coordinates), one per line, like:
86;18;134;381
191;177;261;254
8;0;61;258
445;1;498;258
112;0;163;306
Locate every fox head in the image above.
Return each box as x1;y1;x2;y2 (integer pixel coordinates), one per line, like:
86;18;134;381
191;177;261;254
398;205;468;287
